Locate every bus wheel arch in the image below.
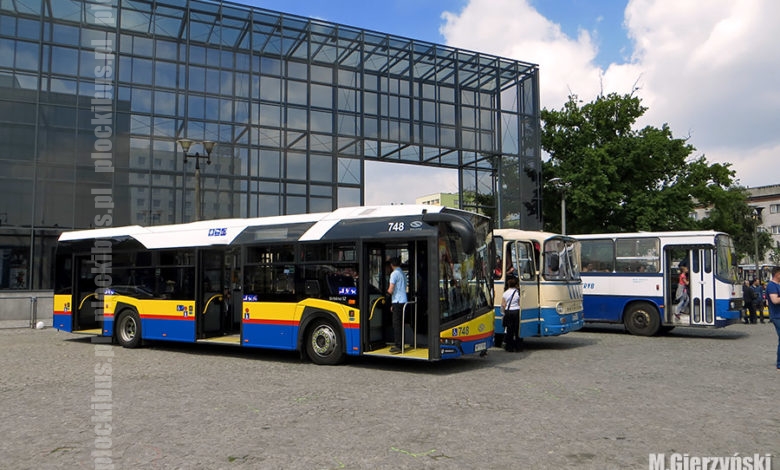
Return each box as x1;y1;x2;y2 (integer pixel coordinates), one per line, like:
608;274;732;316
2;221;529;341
301;311;346;365
622;301;660;336
115;307;142;348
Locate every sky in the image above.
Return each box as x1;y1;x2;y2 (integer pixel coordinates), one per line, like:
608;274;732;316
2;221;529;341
243;0;780;205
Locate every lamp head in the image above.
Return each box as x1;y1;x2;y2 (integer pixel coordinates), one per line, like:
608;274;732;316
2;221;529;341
177;138;193;153
203;140;216;155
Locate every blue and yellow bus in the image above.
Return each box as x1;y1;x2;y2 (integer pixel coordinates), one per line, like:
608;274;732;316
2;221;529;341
492;229;584;345
53;205;494;364
574;231;742;335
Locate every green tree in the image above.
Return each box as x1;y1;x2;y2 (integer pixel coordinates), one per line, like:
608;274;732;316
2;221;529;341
540;93;767;260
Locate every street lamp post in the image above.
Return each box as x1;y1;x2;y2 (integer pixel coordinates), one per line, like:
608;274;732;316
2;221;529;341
177;139;215;221
752;207;763;280
549;178;571;235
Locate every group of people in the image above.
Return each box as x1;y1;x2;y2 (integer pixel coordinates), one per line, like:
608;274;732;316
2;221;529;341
742;278;767;324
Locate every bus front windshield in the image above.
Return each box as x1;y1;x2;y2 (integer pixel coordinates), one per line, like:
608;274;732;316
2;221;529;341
715;234;739;282
438;216;493;325
543;237;581;281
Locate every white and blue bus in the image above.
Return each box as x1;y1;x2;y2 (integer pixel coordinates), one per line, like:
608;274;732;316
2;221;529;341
574;231;742;335
492;229;584;345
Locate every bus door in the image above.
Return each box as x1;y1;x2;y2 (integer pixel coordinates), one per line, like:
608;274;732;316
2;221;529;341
508;240;540;337
72;253;102;332
360;242;426;354
197;249;227;338
687;247;716;326
666;246;716;326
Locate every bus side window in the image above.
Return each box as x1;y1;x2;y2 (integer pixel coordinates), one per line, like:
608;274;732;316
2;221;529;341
305;280;320;297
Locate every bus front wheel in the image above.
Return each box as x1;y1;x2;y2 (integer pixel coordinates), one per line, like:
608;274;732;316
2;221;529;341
116;309;142;348
623;303;660;336
306;318;345;365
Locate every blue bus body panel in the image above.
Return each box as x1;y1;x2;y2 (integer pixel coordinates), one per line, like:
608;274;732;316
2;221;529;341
241;323;298;350
345;326;361;356
53;314;72;332
495;306;584;337
439;334;494;359
140;318;195;342
540;307;584;335
715;298;740;327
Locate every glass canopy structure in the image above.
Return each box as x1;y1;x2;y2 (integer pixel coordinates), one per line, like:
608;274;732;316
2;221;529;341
0;0;541;290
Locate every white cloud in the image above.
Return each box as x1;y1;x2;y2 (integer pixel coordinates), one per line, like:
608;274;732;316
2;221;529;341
440;0;780;188
364;162;459;205
441;0;605;107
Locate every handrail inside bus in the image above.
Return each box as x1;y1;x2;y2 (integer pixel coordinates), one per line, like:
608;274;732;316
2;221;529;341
368;296;385;321
78;293;96;311
401;299;417;353
202;294;223;315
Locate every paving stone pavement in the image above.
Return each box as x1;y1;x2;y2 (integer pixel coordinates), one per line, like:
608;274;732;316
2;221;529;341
1;320;778;469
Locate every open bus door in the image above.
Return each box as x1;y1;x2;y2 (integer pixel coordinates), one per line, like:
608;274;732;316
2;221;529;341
360;241;428;358
72;253;103;334
197;249;227;339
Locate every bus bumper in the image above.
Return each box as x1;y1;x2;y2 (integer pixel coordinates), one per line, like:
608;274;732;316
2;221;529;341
541;312;585;336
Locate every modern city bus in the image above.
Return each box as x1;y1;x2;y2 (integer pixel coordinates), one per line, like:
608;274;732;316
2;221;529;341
492;229;584;345
53;205;495;364
574;231;742;335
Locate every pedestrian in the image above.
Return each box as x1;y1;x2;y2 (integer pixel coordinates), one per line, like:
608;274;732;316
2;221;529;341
742;279;753;324
674;265;690;319
501;276;522;352
751;278;765;324
386;257;407;354
764;266;780;371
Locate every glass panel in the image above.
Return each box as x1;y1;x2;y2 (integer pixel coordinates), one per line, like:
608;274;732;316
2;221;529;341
286;80;307;106
311;83;332;108
615;238;659;273
51;46;78;76
286;152;306;180
309;155;332;182
580;240;614;273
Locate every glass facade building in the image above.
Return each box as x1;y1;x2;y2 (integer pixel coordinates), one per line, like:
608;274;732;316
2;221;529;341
0;0;541;291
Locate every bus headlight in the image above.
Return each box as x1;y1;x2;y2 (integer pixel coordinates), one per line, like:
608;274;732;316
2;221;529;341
556;303;565;314
440;338;461;346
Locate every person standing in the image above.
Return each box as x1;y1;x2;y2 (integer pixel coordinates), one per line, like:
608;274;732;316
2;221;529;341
751;278;765;324
764;266;780;371
386;257;407;354
742;280;754;324
674;265;690;319
501;276;522;352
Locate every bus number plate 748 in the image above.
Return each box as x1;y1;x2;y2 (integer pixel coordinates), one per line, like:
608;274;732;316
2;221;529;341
387;222;405;232
452;326;469;336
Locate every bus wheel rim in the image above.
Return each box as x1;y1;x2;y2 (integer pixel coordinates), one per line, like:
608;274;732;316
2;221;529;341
310;324;337;356
633;311;648;327
120;316;136;342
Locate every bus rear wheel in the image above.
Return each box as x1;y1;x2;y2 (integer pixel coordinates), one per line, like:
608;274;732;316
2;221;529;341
116;309;142;348
306;318;345;365
623;303;660;336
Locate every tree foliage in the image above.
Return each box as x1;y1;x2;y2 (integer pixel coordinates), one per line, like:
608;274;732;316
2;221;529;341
540;93;770;259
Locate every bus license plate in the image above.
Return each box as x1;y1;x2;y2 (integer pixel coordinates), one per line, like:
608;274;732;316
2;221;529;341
474;342;486;352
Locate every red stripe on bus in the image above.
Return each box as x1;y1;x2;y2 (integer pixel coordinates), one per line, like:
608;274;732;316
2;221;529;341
450;330;494;342
243;319;298;326
140;314;194;321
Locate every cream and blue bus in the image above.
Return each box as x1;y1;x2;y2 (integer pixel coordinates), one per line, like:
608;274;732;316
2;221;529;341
492;229;584;345
53;205;495;364
574;231;742;335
